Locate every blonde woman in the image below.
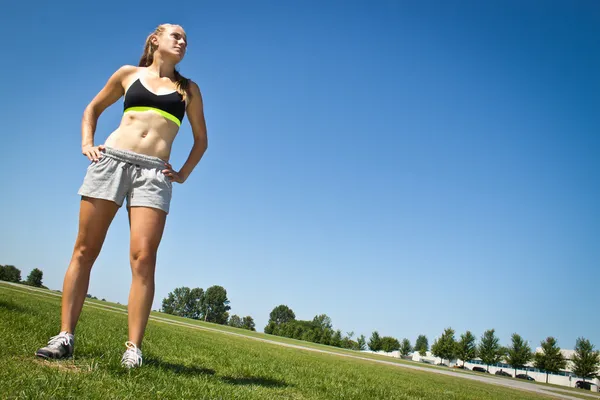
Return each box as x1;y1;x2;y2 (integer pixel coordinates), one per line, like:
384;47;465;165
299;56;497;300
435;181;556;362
35;23;208;368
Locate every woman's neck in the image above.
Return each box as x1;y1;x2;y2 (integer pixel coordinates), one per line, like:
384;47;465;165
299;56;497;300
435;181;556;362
147;54;176;79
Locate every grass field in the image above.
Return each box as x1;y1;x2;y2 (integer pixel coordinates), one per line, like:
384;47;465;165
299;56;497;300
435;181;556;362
0;282;583;399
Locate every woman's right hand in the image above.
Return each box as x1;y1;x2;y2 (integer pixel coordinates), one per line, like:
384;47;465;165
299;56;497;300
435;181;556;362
82;145;105;162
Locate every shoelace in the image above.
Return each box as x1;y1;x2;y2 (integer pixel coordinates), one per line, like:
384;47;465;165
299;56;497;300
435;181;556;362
121;341;143;367
47;333;71;349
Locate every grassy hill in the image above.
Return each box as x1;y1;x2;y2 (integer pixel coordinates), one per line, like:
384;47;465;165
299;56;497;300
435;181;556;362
0;282;561;399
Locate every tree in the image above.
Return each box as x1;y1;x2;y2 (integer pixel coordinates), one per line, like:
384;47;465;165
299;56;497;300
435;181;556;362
320;328;333;345
242;316;255;331
343;331;356;349
312;314;333;331
268;305;296;326
368;331;382;351
400;338;412;356
201;285;231;324
185;287;204;319
264;321;276;334
161;286;204;319
533;336;567;383
0;265;21;283
380;336;401;353
431;328;456;365
161;286;190;316
331;330;343;347
571;337;600;382
341;334;359;350
415;334;429;356
478;329;503;372
25;268;43;287
357;335;366;350
455;331;477;366
161;287;183;316
228;314;243;328
506;333;532;376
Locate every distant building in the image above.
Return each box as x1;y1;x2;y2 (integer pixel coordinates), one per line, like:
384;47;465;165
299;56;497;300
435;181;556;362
363;348;600;391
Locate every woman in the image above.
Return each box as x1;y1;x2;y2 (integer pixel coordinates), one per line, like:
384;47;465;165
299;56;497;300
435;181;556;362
35;23;208;368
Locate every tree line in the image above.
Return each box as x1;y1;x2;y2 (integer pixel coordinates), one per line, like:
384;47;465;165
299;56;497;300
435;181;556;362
263;305;368;350
264;306;599;383
0;265;45;288
381;327;599;383
160;285;255;331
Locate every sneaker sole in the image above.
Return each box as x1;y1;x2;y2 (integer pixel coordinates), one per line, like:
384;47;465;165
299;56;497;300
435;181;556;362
35;351;73;360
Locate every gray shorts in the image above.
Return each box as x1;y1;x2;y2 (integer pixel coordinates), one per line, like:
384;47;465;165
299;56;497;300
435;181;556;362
78;146;172;214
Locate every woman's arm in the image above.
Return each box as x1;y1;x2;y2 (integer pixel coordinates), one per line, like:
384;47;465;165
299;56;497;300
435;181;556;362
80;65;137;161
165;80;208;183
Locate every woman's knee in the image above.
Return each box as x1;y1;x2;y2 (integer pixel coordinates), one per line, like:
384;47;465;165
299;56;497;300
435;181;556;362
73;243;102;265
130;247;157;280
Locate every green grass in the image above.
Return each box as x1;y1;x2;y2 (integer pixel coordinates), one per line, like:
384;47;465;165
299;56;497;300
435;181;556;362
0;283;563;399
528;379;600;398
19;286;472;372
559;393;600;400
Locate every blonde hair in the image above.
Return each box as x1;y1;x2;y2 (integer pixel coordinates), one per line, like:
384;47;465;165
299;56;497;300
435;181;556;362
139;24;190;102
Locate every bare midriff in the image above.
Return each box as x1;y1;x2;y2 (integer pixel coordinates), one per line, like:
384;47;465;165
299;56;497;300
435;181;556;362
104;110;179;162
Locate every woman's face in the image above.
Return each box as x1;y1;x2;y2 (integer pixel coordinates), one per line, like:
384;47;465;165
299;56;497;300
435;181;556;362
154;25;188;62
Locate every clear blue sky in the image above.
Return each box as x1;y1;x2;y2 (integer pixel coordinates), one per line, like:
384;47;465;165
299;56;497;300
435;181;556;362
1;0;598;351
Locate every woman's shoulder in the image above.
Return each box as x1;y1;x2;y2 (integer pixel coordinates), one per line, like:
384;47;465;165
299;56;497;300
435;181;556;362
186;79;202;96
116;64;140;71
113;65;141;78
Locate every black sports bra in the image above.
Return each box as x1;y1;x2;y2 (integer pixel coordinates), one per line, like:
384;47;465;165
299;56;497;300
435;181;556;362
123;78;186;126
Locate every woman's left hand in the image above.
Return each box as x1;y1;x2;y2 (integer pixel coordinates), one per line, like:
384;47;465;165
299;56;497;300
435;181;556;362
163;162;185;184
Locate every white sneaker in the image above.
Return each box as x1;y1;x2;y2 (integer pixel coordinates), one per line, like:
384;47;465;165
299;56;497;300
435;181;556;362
121;341;143;368
35;331;75;359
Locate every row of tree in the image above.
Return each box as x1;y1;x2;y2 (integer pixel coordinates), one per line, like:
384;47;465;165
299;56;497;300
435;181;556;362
368;331;412;355
263;306;599;382
264;305;368;349
367;327;600;383
263;305;416;353
160;285;255;331
0;265;45;288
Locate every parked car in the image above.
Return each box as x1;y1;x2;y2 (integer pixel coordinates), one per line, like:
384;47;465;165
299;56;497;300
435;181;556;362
472;367;488;373
515;374;535;381
575;381;591;390
495;370;511;377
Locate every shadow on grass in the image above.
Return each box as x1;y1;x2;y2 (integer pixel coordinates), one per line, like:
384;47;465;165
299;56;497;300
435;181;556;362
220;376;289;388
112;355;288;389
0;299;28;313
144;356;216;376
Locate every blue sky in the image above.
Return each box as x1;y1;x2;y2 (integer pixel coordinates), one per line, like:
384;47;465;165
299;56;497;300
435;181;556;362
1;0;598;351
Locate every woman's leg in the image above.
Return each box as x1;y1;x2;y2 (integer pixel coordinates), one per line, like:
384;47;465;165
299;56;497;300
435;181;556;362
60;197;120;333
126;206;167;348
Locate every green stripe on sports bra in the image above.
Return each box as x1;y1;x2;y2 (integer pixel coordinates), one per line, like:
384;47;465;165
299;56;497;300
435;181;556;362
124;106;181;127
